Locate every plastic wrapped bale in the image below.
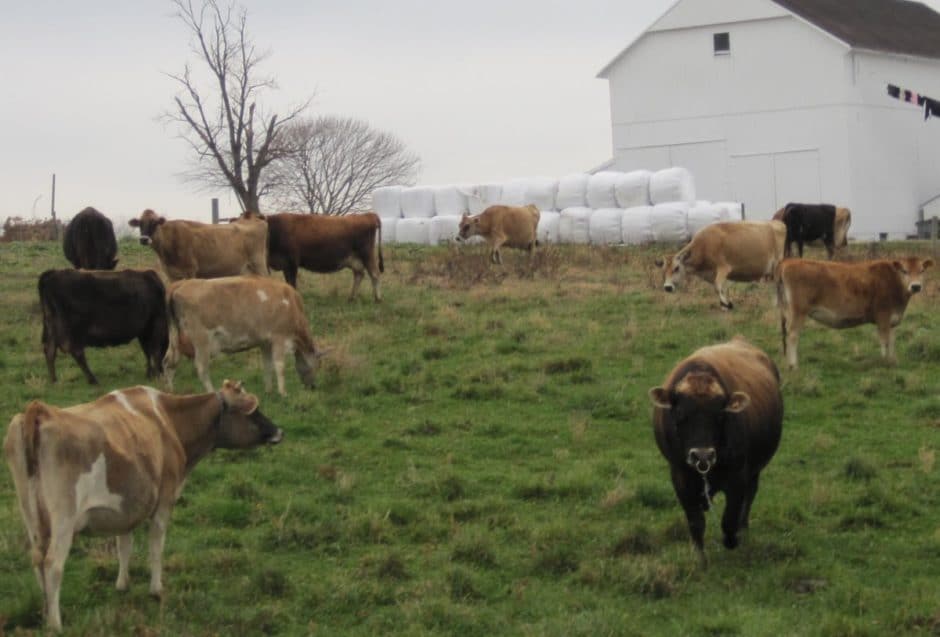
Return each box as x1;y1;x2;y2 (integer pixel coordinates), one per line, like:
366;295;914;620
380;217;399;244
372;186;403;218
558;207;593;244
715;201;745;221
400;186;436;218
687;203;724;236
614;170;652;208
476;183;503;207
650;202;690;243
523;177;558;211
555;174;590;210
433;186;469;217
500;179;528;206
537;211;561;244
649;167;696;205
395;217;432;244
587;171;620;209
621;206;654;245
429;215;461;245
589;208;624;245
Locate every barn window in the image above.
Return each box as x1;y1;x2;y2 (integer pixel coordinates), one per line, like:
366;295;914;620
714;32;730;55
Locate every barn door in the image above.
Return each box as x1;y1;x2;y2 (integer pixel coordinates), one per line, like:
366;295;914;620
731;154;775;218
774;150;821;208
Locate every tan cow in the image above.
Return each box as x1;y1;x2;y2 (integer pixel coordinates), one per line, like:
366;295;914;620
129;209;269;281
457;204;540;264
655;220;787;310
164;275;324;396
3;381;282;632
772;203;852;259
777;256;933;368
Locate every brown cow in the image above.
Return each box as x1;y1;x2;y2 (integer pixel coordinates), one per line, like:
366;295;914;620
777;256;933;368
164;275;324;396
4;381;282;632
129;209;268;281
772;203;852;259
456;204;540;264
240;211;384;301
655;220;786;310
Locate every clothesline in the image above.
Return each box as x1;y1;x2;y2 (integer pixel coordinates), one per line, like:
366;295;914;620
887;84;940;120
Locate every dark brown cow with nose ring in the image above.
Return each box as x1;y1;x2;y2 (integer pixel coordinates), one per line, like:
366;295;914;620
648;336;783;565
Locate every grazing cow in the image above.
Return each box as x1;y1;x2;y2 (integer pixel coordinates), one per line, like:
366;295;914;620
655;220;786;310
239;211;384;301
163;275;324;396
648;337;783;564
39;269;168;385
777;257;933;369
3;380;282;632
129;209;268;281
62;207;118;270
456;204;540;264
772;203;852;259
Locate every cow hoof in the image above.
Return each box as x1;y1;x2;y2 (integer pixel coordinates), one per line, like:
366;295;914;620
720;302;734;311
149;589;163;600
722;534;739;550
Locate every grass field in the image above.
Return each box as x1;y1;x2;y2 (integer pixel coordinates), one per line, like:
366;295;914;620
0;238;937;636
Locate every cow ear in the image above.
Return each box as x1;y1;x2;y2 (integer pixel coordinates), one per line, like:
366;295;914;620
923;258;934;270
157;216;167;225
679;251;691;263
648;387;672;409
724;391;750;413
129;218;140;227
654;257;664;268
892;260;904;272
239;393;259;415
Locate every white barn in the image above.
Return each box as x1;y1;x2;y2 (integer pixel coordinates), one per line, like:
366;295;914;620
597;0;940;239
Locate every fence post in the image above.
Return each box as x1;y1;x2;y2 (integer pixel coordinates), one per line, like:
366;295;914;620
211;198;219;224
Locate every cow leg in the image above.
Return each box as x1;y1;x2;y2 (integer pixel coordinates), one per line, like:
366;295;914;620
714;267;733;310
43;523;75;631
283;262;299;289
797;238;805;258
162;335;180;392
349;266;365;301
116;533;133;591
671;468;707;565
720;484;746;549
739;474;760;530
824;240;835;260
71;347;98;385
139;336;158;379
784;313;805;369
260;343;274;393
194;349;215;392
365;254;383;303
272;341;288;397
43;335;58;383
148;507;170;598
878;320;897;364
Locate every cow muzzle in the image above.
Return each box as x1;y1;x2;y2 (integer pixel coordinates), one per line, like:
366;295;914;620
139;236;152;246
687;448;717;475
267;428;284;445
910;283;923;294
663;283;675;293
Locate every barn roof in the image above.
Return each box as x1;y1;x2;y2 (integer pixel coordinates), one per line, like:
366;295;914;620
773;0;940;60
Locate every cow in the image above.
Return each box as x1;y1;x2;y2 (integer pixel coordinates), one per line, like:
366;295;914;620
648;336;783;564
163;275;324;396
39;269;168;385
776;256;933;369
456;204;540;264
655;220;787;310
239;210;384;301
62;207;118;270
772;203;852;259
128;209;268;281
3;380;282;632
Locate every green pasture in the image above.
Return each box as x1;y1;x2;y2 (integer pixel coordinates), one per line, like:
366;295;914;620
0;238;937;636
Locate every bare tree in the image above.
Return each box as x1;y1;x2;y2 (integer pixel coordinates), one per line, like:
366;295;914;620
270;115;420;215
165;0;309;213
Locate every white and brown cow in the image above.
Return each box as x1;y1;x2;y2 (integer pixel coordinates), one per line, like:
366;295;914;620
3;381;282;632
655;220;787;310
163;275;324;396
129;209;269;281
457;204;540;264
777;256;933;368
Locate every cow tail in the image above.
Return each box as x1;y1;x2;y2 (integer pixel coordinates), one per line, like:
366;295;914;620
775;271;788;354
13;402;51;573
22;401;48;478
377;218;385;274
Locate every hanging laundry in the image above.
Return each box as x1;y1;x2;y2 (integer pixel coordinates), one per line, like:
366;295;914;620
887;83;939;121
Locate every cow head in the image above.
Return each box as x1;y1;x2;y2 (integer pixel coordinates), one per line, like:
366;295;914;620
457;214;480;241
655;252;691;293
215;380;283;448
893;257;933;294
128;209;166;246
649;371;750;475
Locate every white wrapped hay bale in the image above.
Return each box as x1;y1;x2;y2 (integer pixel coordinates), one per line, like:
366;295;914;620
621;206;654;245
650;202;690;243
555;173;590;210
372;186;403;218
400;186;436;218
589;208;624;245
558;207;593;244
614;170;652;208
500;179;528;206
649;167;696;204
432;186;469;217
687;203;724;236
476;183;503;206
715;201;744;221
379;217;398;244
429;215;461;245
523;177;558;211
395;217;432;244
587;171;620;209
537;211;561;244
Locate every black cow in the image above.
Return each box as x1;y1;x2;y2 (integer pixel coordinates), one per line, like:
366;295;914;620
63;207;119;270
772;203;852;259
648;337;783;564
38;269;169;384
